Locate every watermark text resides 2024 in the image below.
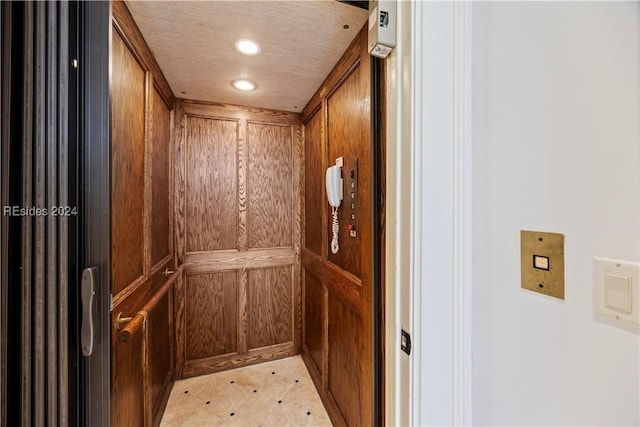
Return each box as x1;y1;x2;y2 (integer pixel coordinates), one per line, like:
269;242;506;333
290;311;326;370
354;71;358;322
3;205;78;216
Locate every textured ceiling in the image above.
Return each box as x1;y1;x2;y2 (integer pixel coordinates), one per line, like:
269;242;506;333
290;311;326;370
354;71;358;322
125;1;369;112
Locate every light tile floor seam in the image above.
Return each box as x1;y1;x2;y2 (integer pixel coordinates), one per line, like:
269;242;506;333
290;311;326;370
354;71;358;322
160;355;333;427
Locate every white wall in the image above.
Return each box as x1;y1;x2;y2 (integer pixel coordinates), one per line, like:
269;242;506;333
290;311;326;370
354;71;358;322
472;2;640;426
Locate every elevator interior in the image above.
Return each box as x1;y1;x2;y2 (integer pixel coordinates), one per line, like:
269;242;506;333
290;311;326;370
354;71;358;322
109;1;381;425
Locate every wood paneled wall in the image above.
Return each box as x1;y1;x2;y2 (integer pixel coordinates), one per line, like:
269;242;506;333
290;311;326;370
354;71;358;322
301;25;373;427
174;100;302;378
110;1;176;426
111;28;146;294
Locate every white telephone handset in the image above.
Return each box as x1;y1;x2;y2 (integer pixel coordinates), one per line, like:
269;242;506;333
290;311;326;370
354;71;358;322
325;165;343;254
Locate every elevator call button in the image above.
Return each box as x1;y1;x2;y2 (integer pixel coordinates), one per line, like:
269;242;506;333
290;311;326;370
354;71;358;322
533;255;549;270
520;230;565;299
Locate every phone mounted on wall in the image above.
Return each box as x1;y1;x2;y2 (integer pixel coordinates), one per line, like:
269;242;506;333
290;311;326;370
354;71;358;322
326;165;342;209
326;158;343;254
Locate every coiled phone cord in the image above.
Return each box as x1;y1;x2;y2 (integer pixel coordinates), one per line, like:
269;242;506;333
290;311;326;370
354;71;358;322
331;206;339;254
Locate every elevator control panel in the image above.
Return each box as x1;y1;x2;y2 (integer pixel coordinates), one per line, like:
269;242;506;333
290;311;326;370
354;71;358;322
520;230;565;299
347;158;358;239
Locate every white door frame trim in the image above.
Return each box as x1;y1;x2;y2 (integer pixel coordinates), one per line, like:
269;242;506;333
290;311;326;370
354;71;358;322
453;2;474;426
383;0;415;425
407;2;472;425
384;1;472;425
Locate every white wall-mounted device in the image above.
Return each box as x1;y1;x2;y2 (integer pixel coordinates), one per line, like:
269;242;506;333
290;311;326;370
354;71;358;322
326;157;343;254
593;257;639;333
368;0;396;59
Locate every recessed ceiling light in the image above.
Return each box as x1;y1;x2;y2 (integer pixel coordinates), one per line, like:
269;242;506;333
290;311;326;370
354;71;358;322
235;39;260;56
232;79;256;91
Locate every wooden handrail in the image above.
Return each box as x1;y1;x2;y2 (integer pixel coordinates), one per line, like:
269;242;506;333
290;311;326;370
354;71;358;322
141;266;182;314
118;312;146;342
118;267;182;342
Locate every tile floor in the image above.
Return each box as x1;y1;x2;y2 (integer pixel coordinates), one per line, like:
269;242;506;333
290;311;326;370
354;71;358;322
160;356;333;427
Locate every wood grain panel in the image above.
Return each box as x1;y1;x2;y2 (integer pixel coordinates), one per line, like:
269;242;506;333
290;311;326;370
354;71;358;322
174;106;188;266
183;248;295;273
174;270;186;379
112;319;146;427
182;342;297;379
304;110;324;255
147;288;172;420
110;269;178;426
112;0;174;106
247;122;293;249
111;258;171;316
185;116;238;252
238;119;247;251
328;292;363;427
185;272;238;360
326;63;366;278
111;30;146;295
180;100;298;126
301;30;362;123
303;270;323;374
110;4;177;425
302;248;362;315
301;248;324;282
292;120;303;352
150;85;172;267
300;24;373;427
237;268;248;354
324;261;362;315
248;266;293;349
175;100;302;378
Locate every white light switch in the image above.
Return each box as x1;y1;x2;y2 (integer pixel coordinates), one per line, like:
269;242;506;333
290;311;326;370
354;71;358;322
594;257;639;332
604;273;631;313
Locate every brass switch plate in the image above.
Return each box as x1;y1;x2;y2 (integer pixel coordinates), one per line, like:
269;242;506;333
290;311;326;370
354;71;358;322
521;230;565;299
